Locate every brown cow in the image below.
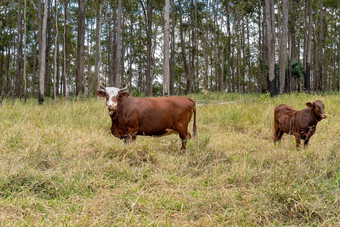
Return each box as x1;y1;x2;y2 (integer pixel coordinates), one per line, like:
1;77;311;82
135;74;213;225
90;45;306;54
274;100;327;149
96;86;196;152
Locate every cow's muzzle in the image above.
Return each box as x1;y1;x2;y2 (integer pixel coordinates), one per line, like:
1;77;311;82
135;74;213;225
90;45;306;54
321;113;327;119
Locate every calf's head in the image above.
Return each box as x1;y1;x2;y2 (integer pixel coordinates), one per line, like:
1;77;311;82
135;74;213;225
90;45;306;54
306;100;327;121
96;85;128;112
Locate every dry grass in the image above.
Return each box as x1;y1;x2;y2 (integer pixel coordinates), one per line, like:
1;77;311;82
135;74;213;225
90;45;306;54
0;93;339;226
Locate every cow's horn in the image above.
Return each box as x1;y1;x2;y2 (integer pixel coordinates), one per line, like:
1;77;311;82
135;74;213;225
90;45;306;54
99;81;105;90
119;84;129;92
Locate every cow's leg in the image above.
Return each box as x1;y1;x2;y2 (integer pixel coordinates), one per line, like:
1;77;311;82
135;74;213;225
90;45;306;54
176;124;190;152
274;125;283;145
295;134;301;149
304;129;315;148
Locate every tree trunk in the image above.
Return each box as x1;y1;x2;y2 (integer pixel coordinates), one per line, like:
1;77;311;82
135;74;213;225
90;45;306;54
190;0;197;92
316;0;323;91
115;0;122;87
87;18;92;94
179;0;191;94
279;0;288;94
338;39;340;91
62;0;67;97
32;40;37;98
304;0;312;92
109;0;117;87
169;0;176;95
204;0;209;90
145;0;153;96
163;0;170;96
23;0;27;102
6;45;11;97
16;0;22;98
0;51;3;98
226;1;231;92
39;0;49;104
76;0;86;95
53;0;59;100
265;0;276;96
95;0;102;91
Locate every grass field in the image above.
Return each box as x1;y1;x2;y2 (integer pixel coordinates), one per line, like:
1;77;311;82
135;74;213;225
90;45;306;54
0;93;339;226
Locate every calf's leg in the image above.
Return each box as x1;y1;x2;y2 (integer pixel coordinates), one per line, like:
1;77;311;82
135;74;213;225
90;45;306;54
304;129;316;148
274;125;284;145
295;134;301;149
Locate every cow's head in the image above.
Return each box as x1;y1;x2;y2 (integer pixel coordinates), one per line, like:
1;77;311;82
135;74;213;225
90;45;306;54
96;85;128;112
306;100;327;121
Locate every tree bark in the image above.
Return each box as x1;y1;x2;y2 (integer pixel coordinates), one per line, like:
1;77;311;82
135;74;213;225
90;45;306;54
145;0;153;96
304;0;312;92
0;51;3;98
62;0;67;97
190;0;197;92
95;0;102;91
163;0;170;96
338;39;340;91
109;0;117;86
23;0;27;102
279;0;288;94
115;0;122;87
316;0;323;91
169;0;176;95
16;0;22;98
6;44;11;97
76;0;86;95
203;0;209;90
265;0;276;96
39;0;49;104
53;0;59;100
179;0;191;94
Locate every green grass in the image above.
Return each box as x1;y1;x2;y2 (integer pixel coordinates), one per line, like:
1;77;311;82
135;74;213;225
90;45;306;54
0;93;339;225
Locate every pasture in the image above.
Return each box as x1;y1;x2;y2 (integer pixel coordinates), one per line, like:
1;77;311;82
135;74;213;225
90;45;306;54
0;93;339;225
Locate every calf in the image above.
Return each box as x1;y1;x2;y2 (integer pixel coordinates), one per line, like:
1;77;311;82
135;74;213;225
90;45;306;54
274;100;327;148
96;86;197;152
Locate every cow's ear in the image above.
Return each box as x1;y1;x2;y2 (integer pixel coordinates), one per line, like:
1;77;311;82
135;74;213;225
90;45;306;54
306;102;314;108
117;91;129;101
96;89;107;97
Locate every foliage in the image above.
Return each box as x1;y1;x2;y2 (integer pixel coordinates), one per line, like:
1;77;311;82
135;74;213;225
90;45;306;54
291;60;305;80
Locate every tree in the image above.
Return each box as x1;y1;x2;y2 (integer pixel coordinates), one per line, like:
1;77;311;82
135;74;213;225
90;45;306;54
304;0;312;92
279;0;288;94
76;0;87;95
53;0;59;100
95;0;102;91
16;0;22;98
62;0;68;97
163;0;170;96
38;0;49;104
145;0;153;96
265;0;276;96
179;0;191;94
115;0;122;87
23;0;27;102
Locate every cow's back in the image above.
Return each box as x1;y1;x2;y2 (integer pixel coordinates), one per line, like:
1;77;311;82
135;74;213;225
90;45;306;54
119;96;195;135
274;104;298;134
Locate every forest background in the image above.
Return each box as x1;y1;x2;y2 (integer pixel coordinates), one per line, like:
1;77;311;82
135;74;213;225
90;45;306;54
0;0;340;102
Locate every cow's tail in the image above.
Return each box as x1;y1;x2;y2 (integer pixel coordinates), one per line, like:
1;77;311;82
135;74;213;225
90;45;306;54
193;101;197;137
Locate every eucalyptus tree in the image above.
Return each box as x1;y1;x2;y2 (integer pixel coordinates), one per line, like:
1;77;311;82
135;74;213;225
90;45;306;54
163;0;170;96
38;0;49;104
76;0;87;95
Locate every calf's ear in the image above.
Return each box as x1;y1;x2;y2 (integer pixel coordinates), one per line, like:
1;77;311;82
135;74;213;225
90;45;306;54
306;102;314;108
96;89;107;97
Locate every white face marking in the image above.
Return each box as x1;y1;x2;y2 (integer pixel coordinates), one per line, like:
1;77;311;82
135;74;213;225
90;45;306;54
105;87;120;110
